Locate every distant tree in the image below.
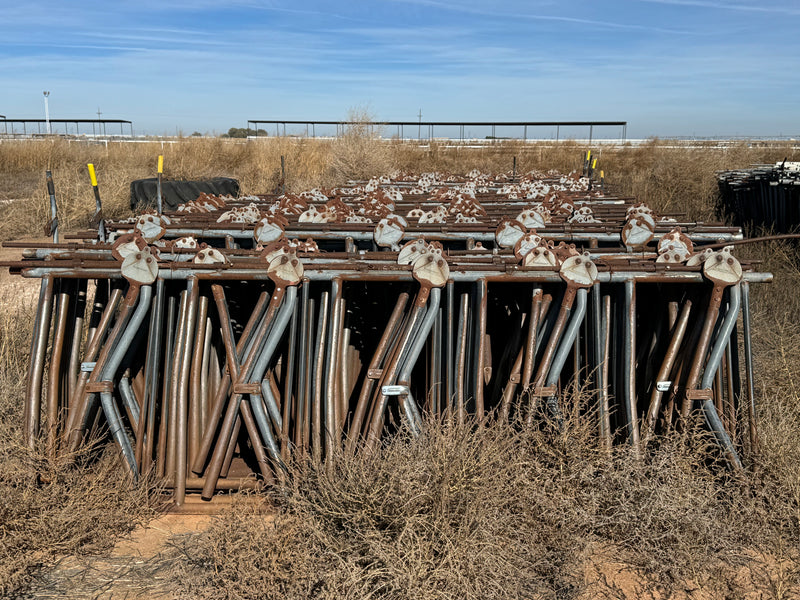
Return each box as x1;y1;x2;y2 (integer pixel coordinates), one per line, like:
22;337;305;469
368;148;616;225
191;131;203;137
222;127;268;138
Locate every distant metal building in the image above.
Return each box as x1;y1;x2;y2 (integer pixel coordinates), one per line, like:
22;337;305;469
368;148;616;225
247;119;627;143
0;118;134;137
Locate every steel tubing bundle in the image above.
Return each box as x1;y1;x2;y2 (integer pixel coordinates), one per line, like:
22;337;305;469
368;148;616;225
2;169;772;502
718;161;800;233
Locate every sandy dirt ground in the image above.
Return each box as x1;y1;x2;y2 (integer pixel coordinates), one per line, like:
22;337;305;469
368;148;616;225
22;497;231;600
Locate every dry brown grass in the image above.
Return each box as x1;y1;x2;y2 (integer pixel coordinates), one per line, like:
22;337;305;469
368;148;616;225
2;136;800;598
174;404;799;599
2;136;797;242
0;288;163;597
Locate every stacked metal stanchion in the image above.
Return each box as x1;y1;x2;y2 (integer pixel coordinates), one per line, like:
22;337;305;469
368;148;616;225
718;161;800;233
3;168;770;503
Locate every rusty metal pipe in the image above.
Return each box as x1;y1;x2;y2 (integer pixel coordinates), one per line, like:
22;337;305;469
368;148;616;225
139;278;164;470
98;284;152;477
428;307;442;415
365;297;425;450
192;287;270;474
445;280;454;415
339;321;350;432
302;296;315;455
118;376;140;430
157;293;177;477
362;301;414;440
532;284;577;394
521;288;543;389
397;287;441;435
474;279;487;421
201;287;286;499
600;294;612;448
247;287;296;466
25;276;54;447
219;416;240;480
623;280;640;449
200;315;212;434
294;280;309;451
241;399;274;482
455;293;469;425
741;281;759;453
66;281;87;406
166;290;188;480
698;284;742;470
543;289;588;417
281;293;299;460
347;291;409;451
175;278;200;505
46;286;70;453
499;344;525;423
312;292;329;462
324;279;342;457
69;283;137;452
681;283;727;420
642;300;692;446
590;283;606;440
189;295;209;468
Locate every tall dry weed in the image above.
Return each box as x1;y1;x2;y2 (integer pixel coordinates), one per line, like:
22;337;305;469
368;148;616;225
1;137;797;241
0;287;162;597
328;109;393;182
2;137;800;598
176;395;799;599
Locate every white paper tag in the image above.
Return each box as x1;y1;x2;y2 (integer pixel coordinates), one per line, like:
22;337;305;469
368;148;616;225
81;362;97;372
656;381;671;392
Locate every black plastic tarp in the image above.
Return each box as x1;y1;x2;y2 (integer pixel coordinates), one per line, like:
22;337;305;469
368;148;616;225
130;177;240;211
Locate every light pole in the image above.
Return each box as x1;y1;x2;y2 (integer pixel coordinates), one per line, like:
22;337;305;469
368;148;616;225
43;91;51;134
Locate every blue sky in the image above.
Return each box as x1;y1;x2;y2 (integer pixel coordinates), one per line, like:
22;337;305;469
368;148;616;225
1;0;798;138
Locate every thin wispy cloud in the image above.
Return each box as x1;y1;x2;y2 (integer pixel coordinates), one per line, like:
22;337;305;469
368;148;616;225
1;0;797;136
389;0;694;34
638;0;800;16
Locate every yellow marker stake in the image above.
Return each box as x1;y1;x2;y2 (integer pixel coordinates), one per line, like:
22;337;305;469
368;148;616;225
157;155;164;174
600;170;605;179
592;158;597;169
87;163;98;187
586;150;591;161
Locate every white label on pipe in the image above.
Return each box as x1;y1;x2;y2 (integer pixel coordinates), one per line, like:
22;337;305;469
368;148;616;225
381;385;409;396
656;381;671;392
81;362;97;372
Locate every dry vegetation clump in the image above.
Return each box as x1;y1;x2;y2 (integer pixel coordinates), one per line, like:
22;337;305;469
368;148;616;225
0;288;162;597
598;140;798;220
0;444;161;596
175;400;800;599
2;137;800;598
328;109;393;182
746;238;800;538
2;135;797;242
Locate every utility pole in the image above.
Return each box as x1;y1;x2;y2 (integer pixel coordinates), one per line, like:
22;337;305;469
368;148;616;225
96;107;102;120
417;108;422;141
43;91;51;134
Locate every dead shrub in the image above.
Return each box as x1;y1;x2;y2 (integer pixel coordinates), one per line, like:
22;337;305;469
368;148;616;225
0;289;162;597
328;109;392;182
0;443;161;596
175;392;800;599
